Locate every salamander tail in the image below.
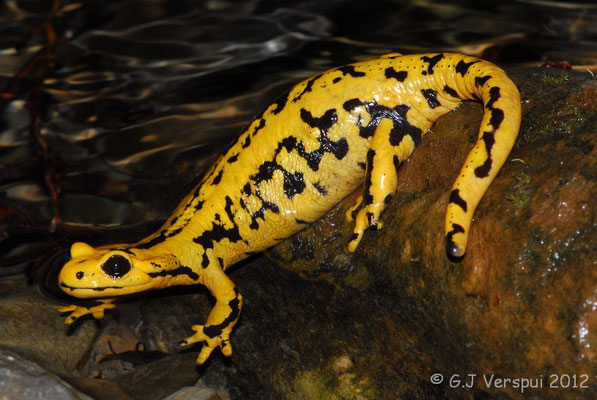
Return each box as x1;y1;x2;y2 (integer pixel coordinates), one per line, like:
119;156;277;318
442;55;521;258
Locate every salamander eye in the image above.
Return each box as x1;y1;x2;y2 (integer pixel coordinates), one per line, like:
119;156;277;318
101;255;131;278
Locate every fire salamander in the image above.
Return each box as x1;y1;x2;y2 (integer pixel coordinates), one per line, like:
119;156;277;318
58;53;521;365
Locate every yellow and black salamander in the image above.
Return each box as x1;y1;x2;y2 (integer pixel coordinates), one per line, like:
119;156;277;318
58;53;521;364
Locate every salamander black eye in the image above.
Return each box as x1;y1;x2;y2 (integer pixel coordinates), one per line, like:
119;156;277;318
101;255;131;278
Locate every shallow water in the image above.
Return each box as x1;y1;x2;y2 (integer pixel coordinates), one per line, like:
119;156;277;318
0;0;595;283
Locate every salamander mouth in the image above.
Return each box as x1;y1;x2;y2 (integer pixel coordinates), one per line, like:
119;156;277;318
59;282;124;292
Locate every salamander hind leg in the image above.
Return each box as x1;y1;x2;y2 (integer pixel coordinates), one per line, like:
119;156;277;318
345;194;363;223
178;258;242;365
347;117;425;252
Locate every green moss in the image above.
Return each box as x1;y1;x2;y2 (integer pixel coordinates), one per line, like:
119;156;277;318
539;105;587;138
542;71;569;86
561;106;588;134
506;171;532;209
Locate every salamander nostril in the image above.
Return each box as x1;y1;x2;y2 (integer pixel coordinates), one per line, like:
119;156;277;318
76;271;84;280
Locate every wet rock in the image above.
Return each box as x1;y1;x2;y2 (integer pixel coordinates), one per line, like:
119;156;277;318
161;384;228;400
0;289;99;376
0;275;28;297
222;67;596;399
0;348;93;399
61;376;134;400
57;295;205;400
109;353;201;400
60;352;202;400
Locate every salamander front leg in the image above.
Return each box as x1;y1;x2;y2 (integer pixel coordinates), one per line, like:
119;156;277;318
59;298;116;324
178;259;242;365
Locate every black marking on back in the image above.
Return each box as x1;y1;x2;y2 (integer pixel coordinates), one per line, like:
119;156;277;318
250;118;266;138
421;89;441;109
475;75;492;88
194;200;204;211
385;67;407;82
193;196;243;256
283;171;306;199
242;135;251;149
137;227;183;249
212;169;223;185
332;77;342;84
449;189;468;212
240;118;266;149
299;108;349;161
148;266;199;281
343;99;422;145
243;175;280;230
455;60;479;76
388;105;423;146
271;90;290;114
248;200;279;230
421;54;444;75
336;65;366;77
239;198;248;212
312;182;328;195
250;149;306;200
443;85;460;99
292;73;323;103
227;154;238;163
245;107;349;226
252;161;277;182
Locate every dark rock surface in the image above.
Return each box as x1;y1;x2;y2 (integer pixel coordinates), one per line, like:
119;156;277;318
0;289;99;376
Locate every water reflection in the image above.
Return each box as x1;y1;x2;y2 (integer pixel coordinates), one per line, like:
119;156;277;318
0;0;595;277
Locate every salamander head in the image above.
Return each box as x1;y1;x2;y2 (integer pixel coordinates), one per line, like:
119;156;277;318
59;242;157;298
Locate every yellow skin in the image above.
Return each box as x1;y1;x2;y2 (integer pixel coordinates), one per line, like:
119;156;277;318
58;53;521;364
